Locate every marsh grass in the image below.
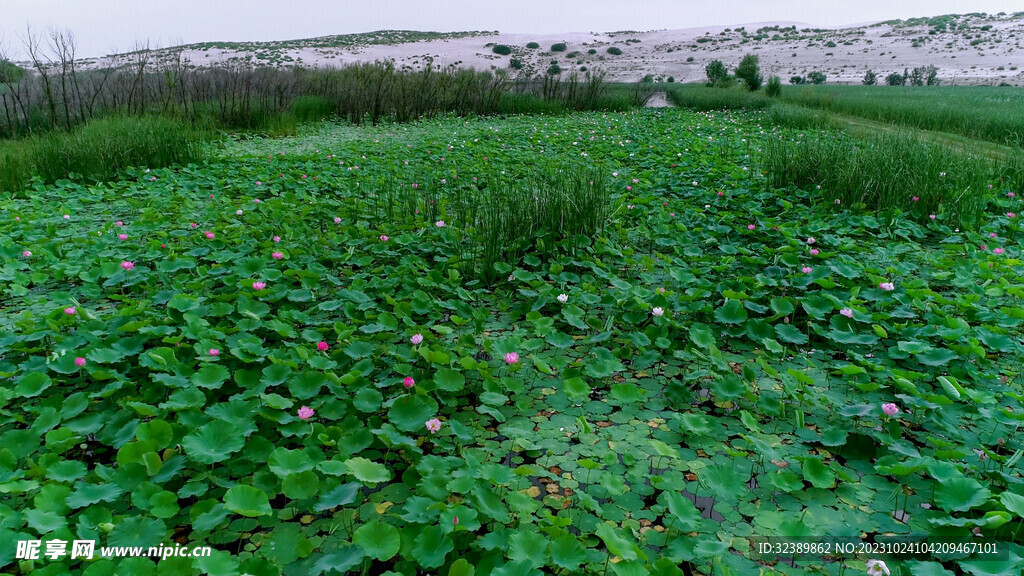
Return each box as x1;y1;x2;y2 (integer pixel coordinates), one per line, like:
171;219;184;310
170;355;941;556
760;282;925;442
763;130;1024;227
374;166;610;283
0;115;205;193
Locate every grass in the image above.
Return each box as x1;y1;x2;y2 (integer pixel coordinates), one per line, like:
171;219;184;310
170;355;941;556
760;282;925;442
0;115;206;194
762;130;1024;227
778;85;1024;148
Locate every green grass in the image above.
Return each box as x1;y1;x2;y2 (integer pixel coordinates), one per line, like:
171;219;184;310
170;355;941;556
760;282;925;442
0;115;207;193
762;130;1024;227
779;85;1024;148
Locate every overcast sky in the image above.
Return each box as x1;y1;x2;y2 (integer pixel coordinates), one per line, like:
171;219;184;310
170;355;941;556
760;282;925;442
1;0;1021;60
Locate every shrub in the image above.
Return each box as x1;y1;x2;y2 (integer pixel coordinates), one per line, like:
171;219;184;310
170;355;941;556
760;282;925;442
642;74;654;83
667;76;675;83
807;71;827;84
790;76;805;84
735;54;763;91
588;49;597;55
687;56;695;62
862;70;878;85
765;75;782;97
607;47;623;55
546;64;562;75
526;42;539;49
0;59;25;83
886;72;905;86
551;43;567;52
509;58;523;70
492;45;512;55
705;60;732;87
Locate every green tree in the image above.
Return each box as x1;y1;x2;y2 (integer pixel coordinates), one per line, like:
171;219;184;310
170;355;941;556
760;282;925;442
765;75;782;97
807;71;827;85
862;70;878;85
705;60;731;87
886;72;904;86
735;54;763;90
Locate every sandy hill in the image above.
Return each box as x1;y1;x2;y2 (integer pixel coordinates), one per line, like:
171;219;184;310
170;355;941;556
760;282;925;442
76;12;1024;86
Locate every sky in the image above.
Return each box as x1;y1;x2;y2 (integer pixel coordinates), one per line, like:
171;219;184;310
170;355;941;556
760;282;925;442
1;0;1021;60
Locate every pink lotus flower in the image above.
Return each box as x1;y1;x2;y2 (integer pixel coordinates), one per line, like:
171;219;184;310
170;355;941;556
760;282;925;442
911;196;919;202
404;376;415;389
380;235;389;241
254;198;261;203
317;341;329;351
117;233;128;240
115;221;123;226
882;403;899;416
190;222;198;229
505;352;520;365
22;250;31;257
557;294;569;303
929;214;936;220
834;199;841;205
717;191;724;197
801;266;812;274
253;281;267;290
453;516;459;526
74;357;86;367
272;252;283;259
205;231;215;239
333;217;341;223
658;287;666;294
747;224;756;230
809;248;819;256
121;261;134;271
436;220;446;228
425;418;442;433
990;232;997;238
256;181;262;186
652;307;664;317
626;185;632;191
1008;192;1016;198
806;237;816;244
840;308;854;318
160;244;166;249
236;210;243;216
1007;212;1016;218
273;235;281;242
63;214;70;220
410;334;423;345
879;282;895;291
297;406;315;420
994;248;1005;255
209;349;220;356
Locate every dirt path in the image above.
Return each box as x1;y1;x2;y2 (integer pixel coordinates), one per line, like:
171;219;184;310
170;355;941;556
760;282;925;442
644;92;675;108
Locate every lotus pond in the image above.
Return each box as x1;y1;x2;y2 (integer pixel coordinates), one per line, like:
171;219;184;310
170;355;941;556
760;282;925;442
1;108;1023;576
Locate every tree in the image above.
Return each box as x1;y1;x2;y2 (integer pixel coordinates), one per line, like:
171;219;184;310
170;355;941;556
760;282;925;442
790;75;805;85
807;71;827;85
885;72;904;86
765;75;781;97
862;70;877;85
924;65;939;85
735;54;763;91
705;60;731;87
909;67;924;86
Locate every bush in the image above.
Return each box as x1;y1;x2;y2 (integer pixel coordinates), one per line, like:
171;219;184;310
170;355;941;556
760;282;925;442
765;75;782;97
492;45;512;55
290;95;334;122
736;54;763;91
546;64;562;75
588;49;597;55
526;42;540;49
667;76;675;83
509;58;523;70
607;47;623;55
687;56;695;62
886;72;905;86
705;60;732;87
0;59;25;83
862;70;878;85
790;76;805;84
807;71;827;84
551;43;567;52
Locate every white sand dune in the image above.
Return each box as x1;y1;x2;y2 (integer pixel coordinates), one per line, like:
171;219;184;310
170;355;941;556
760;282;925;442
77;13;1024;86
